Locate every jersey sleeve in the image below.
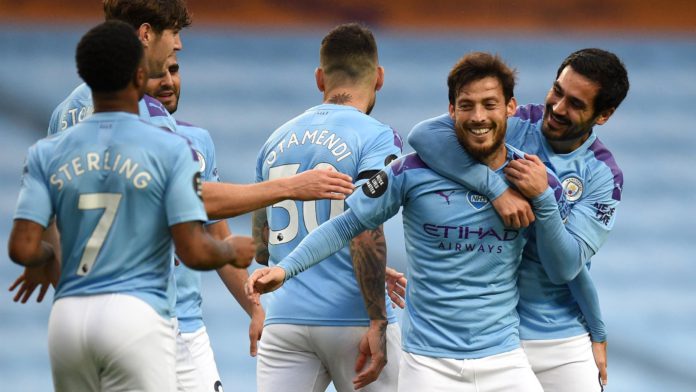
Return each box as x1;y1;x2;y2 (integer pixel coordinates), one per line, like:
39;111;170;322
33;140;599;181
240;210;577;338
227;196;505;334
164;140;209;226
407;114;508;200
357;126;402;182
565;170;621;253
47;105;62;136
346;163;405;230
567;267;606;342
200;131;220;183
532;170;594;284
14;144;53;227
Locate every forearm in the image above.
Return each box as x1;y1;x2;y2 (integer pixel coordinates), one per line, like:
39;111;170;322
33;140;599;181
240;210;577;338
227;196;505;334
350;226;387;321
217;265;262;317
279;209;367;279
532;189;593;283
8;220;55;267
568;268;606;342
203;180;291;220
252;209;270;265
407;116;508;200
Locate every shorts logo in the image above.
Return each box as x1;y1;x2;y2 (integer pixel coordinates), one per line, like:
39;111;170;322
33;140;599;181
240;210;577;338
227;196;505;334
193;172;203;200
562;176;583;202
466;191;489;210
194;150;206;173
362;171;388;198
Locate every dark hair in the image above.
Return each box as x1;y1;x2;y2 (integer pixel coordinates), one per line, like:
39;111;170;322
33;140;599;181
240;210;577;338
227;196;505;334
103;0;192;32
557;48;629;114
448;52;516;105
76;20;144;93
320;23;378;83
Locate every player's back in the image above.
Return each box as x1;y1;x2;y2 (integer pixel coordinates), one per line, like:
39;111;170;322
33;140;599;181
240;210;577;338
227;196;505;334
39;112;202;318
256;103;401;325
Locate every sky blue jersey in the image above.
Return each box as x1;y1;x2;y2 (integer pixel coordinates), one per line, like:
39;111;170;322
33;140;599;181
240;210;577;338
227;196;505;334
47;83;178;135
14;112;207;319
281;148;567;359
407;105;624;341
256;104;402;326
173;120;221;333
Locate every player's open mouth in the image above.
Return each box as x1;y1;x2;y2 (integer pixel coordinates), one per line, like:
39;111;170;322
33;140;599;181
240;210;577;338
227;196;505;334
468;127;492;136
548;112;570;128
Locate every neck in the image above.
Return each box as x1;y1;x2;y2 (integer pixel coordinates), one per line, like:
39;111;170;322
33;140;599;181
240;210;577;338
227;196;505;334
547;133;590;154
92;89;141;115
481;145;508;170
323;86;372;113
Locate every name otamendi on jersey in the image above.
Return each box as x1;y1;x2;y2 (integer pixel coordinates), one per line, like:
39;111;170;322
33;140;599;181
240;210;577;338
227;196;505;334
265;129;353;166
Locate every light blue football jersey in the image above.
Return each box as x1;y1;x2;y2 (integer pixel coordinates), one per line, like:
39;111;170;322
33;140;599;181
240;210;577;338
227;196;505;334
256;104;402;326
172;120;221;333
14;112;207;318
47;83;178;135
346;149;566;359
509;104;622;340
407;105;623;341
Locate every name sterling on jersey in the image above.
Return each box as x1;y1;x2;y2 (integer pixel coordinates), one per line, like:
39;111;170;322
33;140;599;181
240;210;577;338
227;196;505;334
265;129;353;165
49;151;153;190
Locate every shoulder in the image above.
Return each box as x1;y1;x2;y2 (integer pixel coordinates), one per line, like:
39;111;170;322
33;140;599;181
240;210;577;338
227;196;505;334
585;136;624;201
512;103;545;124
175;120;214;143
390;152;430;177
411;113;453;133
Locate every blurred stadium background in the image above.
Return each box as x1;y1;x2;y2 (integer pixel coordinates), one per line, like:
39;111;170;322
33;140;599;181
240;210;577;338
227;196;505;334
1;1;695;390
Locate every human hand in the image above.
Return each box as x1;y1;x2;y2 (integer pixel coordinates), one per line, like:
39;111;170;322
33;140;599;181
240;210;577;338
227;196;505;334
249;306;265;357
353;320;388;389
286;168;353;201
592;340;608;387
385;267;406;309
8;256;60;303
245;266;286;305
225;235;255;268
504;154;549;199
490;188;535;228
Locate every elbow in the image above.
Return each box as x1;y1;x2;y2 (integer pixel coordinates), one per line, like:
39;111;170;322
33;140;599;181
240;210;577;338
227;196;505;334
548;266;582;285
9;243;37;267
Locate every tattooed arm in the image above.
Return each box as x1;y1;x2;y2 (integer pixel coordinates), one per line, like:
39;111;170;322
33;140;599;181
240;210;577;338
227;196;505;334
350;226;389;389
350;226;387;321
252;209;270;266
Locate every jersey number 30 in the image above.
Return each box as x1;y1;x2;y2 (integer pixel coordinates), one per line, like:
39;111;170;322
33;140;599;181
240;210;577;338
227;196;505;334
76;193;122;276
268;163;345;245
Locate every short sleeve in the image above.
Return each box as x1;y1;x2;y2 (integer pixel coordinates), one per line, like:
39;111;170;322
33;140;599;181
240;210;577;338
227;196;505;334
164;140;209;226
14;145;53;227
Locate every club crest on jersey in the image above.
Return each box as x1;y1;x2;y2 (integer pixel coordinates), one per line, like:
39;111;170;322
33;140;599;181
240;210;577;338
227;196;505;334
362;171;388;198
194;150;206;173
466;191;489;210
192;172;203;200
562;176;583;202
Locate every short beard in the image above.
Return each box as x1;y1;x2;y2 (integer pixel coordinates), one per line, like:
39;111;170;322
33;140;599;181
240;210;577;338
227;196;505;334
454;120;505;163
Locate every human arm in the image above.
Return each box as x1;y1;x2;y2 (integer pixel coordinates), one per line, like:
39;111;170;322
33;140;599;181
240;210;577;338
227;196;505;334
350;226;389;389
170;221;250;270
9;220;61;303
567;267;607;385
202;168;354;220
385;266;406;309
8;220;55;268
246;209;371;300
407;115;533;228
251;208;270;266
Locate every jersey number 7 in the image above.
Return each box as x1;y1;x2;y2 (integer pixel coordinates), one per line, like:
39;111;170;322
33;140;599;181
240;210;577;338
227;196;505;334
76;193;122;276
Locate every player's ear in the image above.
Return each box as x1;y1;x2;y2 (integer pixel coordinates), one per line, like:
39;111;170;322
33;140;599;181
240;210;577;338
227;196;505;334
594;107;615;126
137;23;153;48
375;66;384;92
315;67;325;92
448;103;455;120
506;97;517;117
133;62;148;92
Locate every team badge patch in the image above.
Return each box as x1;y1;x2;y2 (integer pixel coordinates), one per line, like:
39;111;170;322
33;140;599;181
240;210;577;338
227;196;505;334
562;176;583;202
466;191;489;210
192;172;203;200
362;171;388;198
194;150;206;173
